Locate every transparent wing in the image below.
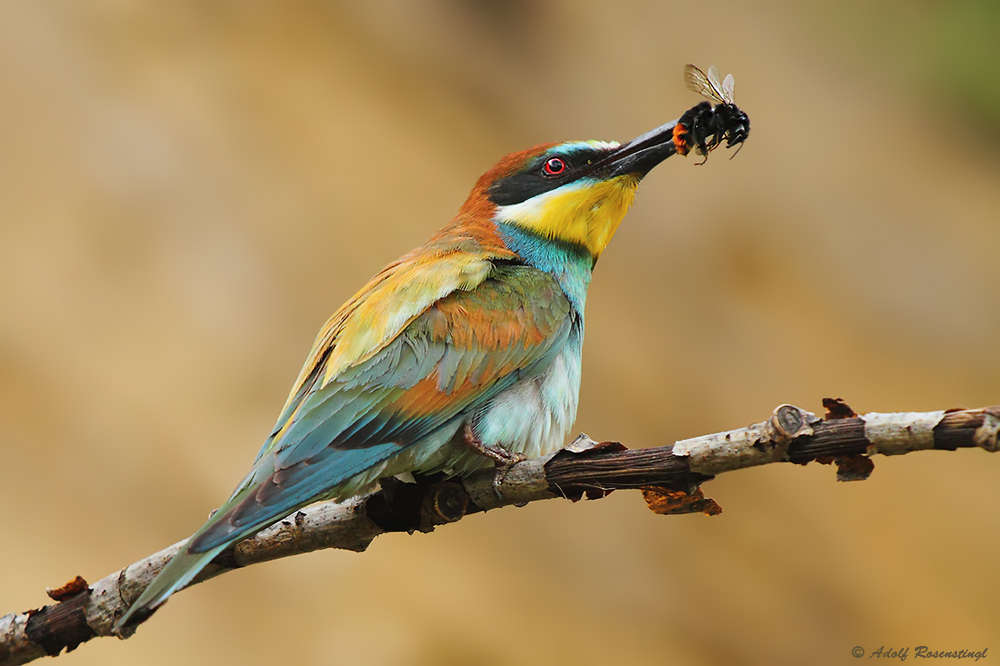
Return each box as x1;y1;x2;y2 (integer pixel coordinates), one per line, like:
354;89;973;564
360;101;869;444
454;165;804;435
722;73;736;104
707;65;724;98
684;64;726;105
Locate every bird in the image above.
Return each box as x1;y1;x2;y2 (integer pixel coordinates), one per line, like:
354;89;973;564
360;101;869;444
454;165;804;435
114;93;748;632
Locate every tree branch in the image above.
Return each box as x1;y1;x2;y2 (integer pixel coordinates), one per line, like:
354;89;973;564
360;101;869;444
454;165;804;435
2;400;997;665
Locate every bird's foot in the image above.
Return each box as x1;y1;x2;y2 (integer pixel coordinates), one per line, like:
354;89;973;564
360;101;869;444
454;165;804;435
463;423;525;499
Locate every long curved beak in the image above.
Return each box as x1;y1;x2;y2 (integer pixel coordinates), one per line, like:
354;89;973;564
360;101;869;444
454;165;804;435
589;120;679;179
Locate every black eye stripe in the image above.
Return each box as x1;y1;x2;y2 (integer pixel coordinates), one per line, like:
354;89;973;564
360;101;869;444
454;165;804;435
488;147;608;206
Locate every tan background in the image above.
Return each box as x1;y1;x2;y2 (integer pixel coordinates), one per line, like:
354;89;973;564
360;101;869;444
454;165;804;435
2;1;999;664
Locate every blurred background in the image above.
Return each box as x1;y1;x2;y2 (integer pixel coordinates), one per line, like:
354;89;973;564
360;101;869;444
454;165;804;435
1;1;998;664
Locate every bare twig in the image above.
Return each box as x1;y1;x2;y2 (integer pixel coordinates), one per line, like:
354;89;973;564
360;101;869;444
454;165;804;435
2;401;997;665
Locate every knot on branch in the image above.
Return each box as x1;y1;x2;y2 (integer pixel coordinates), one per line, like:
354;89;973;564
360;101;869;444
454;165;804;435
365;476;480;533
21;576;94;659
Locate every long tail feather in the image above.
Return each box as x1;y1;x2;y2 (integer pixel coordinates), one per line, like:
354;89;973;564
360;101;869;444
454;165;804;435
115;442;406;632
114;541;228;632
114;481;288;632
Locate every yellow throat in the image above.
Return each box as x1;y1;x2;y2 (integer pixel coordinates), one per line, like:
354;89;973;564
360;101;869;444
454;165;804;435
494;174;640;258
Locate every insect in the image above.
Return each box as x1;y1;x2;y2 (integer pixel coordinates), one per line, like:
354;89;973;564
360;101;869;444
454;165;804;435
673;64;750;164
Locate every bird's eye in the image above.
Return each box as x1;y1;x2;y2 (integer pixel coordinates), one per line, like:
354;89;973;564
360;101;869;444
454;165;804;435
543;157;566;176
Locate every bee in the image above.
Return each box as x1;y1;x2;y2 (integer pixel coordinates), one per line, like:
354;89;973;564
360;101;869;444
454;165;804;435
673;64;750;164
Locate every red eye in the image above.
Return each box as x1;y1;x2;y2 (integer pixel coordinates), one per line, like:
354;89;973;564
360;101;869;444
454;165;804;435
543;157;566;176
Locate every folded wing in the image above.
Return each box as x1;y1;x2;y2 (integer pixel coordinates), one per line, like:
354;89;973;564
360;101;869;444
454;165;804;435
193;262;574;551
116;260;574;631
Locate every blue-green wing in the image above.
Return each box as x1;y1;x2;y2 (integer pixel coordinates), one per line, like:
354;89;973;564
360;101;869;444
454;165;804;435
115;265;573;630
194;263;574;549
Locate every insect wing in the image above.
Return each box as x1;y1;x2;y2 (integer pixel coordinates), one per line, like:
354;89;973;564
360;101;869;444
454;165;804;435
722;73;736;104
683;64;726;105
707;65;725;98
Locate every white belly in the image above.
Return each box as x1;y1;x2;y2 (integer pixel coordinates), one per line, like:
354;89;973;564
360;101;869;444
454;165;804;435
471;345;582;461
384;330;583;479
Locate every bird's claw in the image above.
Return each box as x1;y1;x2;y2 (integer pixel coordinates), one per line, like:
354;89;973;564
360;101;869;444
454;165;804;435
463;423;525;499
491;452;526;499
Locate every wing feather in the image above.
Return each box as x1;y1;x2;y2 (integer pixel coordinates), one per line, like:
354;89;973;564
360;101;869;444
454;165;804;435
188;264;574;553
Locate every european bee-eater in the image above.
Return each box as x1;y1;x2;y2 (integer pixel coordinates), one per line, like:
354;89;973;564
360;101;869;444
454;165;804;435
115;92;749;631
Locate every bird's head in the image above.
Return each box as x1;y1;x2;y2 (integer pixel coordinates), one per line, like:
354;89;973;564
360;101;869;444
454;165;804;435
459;120;680;261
